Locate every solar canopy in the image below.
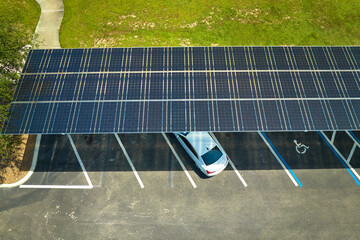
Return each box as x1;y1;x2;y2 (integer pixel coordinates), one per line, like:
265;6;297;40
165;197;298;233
2;46;360;134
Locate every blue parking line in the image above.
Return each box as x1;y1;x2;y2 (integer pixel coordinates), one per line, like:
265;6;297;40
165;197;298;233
349;131;360;144
318;131;360;185
261;132;303;187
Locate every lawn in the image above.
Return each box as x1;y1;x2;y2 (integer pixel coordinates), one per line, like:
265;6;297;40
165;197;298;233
0;0;39;184
21;0;40;32
1;0;40;33
60;0;360;48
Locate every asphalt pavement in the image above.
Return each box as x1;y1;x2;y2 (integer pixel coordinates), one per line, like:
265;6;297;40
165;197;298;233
1;131;360;239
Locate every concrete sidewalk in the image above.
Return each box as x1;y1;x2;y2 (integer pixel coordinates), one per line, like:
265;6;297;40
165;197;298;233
34;0;64;49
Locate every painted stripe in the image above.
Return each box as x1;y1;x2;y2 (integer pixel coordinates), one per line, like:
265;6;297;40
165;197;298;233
347;131;360;145
20;134;94;189
67;134;93;188
20;185;93;189
318;131;360;185
259;132;302;187
228;160;248;187
208;132;247;187
347;143;357;163
162;133;197;188
114;133;144;188
331;131;337;143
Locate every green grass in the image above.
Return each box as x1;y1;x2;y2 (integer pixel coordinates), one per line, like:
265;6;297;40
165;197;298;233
1;0;40;33
0;1;39;167
60;0;360;48
21;0;40;32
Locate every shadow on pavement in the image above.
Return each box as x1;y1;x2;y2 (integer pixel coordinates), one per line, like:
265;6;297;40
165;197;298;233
32;131;360;174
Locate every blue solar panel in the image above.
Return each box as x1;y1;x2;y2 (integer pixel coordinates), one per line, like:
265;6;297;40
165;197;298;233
23;49;46;73
212;47;227;70
49;102;71;133
289;47;311;70
46;49;65;72
58;74;79;100
149;48;165;71
232;47;248;70
66;49;85;72
307;100;331;129
37;74;58;101
3;46;360;134
251;47;269;70
22;46;360;73
270;47;289;70
4;100;360;134
87;48;106;72
108;48;125;72
74;102;97;133
329;47;351;70
192;47;207;70
349;47;360;68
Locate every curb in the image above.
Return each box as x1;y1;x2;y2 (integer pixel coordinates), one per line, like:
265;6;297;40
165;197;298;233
0;135;41;188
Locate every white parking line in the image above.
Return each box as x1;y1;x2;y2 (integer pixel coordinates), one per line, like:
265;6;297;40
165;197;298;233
319;131;360;182
331;131;337;143
162;133;197;188
347;144;357;163
258;132;299;187
20;134;94;189
228;160;248;187
209;132;247;187
346;131;360;148
20;185;93;189
67;134;93;188
114;133;144;188
345;131;360;164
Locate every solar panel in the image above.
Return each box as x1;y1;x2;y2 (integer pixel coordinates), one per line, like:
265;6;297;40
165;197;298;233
3;46;360;134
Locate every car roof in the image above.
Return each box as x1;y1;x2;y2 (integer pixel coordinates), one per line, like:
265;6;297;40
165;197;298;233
182;132;217;156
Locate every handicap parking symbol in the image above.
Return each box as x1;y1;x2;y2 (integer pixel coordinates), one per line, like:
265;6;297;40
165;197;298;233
293;140;309;154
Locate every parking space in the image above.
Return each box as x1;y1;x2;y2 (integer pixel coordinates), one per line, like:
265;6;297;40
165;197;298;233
21;135;90;188
345;131;360;168
2;132;360;239
213;132;300;189
118;133;194;189
163;133;246;189
15;131;360;190
263;132;360;188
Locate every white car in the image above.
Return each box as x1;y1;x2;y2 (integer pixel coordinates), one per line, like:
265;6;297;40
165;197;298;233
174;132;229;177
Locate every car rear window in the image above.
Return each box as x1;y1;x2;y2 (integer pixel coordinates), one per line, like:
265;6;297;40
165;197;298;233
201;146;223;165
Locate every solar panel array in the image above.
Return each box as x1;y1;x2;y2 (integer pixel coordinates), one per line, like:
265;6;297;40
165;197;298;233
3;46;360;134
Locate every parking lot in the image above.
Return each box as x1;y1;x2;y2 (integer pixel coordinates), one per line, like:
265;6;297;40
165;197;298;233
1;131;360;239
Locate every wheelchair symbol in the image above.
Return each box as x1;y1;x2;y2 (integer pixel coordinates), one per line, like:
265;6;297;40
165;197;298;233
293;140;309;154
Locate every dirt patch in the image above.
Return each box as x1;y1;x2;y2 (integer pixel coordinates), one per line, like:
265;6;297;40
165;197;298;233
0;135;35;184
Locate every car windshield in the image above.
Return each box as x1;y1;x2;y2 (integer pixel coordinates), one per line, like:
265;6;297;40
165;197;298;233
201;146;223;165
